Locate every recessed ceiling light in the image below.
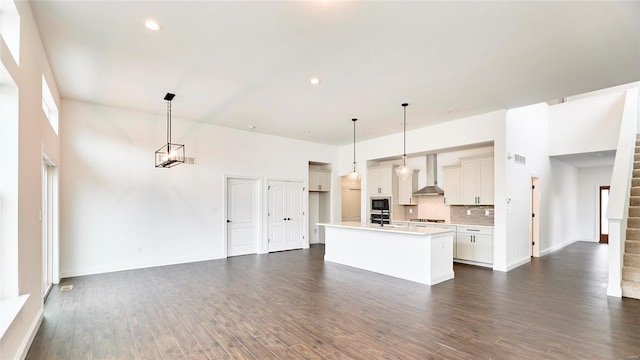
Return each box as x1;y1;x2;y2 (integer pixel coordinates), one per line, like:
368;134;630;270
248;125;256;129
144;19;162;31
309;77;320;85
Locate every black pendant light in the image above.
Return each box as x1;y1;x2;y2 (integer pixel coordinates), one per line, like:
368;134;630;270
155;93;185;168
346;118;361;184
395;103;414;180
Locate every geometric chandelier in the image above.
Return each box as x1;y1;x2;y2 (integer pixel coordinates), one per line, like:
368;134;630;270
155;93;185;168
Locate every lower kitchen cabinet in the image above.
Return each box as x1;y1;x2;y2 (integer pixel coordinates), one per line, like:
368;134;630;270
455;226;492;265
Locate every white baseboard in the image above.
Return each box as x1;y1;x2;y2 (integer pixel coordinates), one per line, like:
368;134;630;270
540;238;578;257
17;307;43;360
60;254;222;279
506;256;531;271
607;285;622;298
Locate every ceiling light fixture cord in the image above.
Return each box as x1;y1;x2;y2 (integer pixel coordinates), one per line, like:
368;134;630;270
353;118;357;165
167;98;171;147
402;103;408;165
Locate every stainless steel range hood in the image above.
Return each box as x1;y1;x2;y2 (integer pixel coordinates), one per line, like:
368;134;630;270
413;154;444;196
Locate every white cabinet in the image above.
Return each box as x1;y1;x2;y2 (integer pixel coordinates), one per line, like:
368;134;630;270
309;170;331;192
442;165;462;205
435;224;457;258
397;170;419;205
455;226;492;264
368;166;396;195
461;156;494;205
341;188;361;222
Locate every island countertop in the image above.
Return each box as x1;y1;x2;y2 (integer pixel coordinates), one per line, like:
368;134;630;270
318;222;454;236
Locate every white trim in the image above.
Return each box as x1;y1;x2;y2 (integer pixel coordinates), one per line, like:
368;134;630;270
60;254;218;279
17;306;43;360
0;294;29;339
539;238;578;257
506;256;531;272
454;259;493;268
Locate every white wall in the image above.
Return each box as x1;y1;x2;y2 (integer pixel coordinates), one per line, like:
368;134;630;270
1;2;61;359
505;103;551;268
576;166;613;242
549;92;625;156
60;100;338;277
544;159;581;254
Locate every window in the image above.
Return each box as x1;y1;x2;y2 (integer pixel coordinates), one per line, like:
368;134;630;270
0;61;27;339
0;0;20;64
42;75;59;135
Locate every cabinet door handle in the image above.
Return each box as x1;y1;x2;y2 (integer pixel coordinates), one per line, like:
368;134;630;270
409;197;412;204
444;197;446;204
467;229;480;232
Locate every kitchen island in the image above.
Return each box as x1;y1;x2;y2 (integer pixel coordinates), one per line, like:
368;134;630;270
318;222;454;285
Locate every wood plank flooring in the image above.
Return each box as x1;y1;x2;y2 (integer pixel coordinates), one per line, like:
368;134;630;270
27;242;640;359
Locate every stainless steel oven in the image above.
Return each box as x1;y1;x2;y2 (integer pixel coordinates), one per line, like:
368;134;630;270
370;196;392;224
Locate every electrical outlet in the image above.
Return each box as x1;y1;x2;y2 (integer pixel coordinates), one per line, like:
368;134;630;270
409;208;413;214
485;210;490;216
466;209;471;215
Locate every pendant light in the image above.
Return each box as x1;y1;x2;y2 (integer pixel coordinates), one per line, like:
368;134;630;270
395;103;414;180
346;118;361;184
155;93;185;168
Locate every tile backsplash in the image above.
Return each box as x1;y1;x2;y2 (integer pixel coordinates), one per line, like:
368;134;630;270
450;205;494;226
402;196;450;222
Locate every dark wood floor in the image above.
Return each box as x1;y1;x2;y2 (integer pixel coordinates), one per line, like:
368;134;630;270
27;242;640;359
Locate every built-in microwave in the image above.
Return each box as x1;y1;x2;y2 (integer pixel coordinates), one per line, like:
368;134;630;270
370;196;391;212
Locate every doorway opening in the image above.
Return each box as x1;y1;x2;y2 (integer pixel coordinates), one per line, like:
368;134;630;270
42;156;59;299
599;186;610;244
226;177;261;257
530;177;540;257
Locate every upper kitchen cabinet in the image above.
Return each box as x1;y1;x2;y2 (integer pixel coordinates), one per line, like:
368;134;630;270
309;169;331;192
397;170;419;205
368;165;397;195
442;165;462;205
461;155;494;205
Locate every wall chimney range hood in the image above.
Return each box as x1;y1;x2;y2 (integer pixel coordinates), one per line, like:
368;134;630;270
413;154;444;196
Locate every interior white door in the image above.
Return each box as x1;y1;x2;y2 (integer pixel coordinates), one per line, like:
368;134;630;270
286;182;304;249
268;180;305;252
268;181;287;252
227;178;258;256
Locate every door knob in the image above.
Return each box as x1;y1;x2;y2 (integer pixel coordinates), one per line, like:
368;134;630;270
227;220;232;223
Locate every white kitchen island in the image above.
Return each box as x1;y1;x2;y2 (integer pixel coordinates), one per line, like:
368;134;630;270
318;222;454;285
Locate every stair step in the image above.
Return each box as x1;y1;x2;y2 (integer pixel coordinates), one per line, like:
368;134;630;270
635;161;640;170
634;178;640;187
624;253;640;268
633;187;640;197
629;228;640;240
635;169;640;178
623;266;640;282
629;217;640;228
622;280;640;300
627;240;640;254
635;153;640;162
630;207;640;218
632;197;640;207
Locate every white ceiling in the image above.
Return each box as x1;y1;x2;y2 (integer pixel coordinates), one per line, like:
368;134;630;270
31;1;640;146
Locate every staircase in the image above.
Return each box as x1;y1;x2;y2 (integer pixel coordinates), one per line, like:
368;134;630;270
622;134;640;299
